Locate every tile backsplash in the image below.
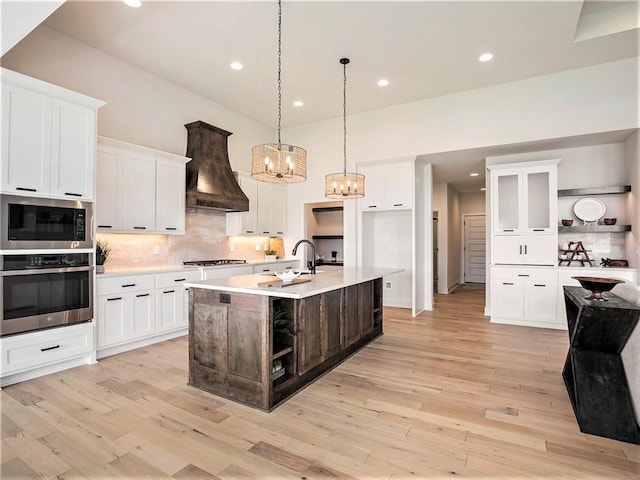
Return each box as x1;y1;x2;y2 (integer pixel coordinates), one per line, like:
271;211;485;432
98;209;275;269
558;232;626;266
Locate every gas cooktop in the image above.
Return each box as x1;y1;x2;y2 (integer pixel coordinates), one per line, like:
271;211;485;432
183;259;247;266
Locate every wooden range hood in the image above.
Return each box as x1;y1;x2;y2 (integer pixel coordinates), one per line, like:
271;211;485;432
185;121;249;212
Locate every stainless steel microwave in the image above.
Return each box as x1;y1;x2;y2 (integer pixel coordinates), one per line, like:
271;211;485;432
1;195;93;250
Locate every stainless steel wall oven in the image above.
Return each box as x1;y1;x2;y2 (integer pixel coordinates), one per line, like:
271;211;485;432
1;253;93;336
1;194;93;250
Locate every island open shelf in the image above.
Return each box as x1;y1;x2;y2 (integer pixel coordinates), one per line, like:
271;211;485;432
186;267;398;411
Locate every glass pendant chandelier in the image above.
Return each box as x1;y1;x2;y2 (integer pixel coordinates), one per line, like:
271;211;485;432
251;0;307;183
325;58;365;199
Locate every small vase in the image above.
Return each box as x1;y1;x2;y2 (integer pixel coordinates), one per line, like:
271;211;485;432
96;264;105;274
265;255;277;261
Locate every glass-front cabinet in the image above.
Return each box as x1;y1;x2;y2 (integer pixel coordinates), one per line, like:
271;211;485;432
489;160;559;266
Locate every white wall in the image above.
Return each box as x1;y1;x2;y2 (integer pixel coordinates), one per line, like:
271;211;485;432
624;131;640;271
460;193;486;216
1;1;64;56
447;185;462;291
1;26;272;167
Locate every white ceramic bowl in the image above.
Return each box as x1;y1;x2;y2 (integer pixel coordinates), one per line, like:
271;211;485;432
274;270;301;283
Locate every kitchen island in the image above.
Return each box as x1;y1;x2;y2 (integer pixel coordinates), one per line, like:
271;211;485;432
184;267;401;411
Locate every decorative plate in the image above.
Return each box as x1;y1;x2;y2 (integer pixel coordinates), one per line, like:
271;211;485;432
573;198;606;223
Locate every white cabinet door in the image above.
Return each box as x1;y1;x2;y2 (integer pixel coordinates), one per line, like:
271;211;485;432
257;182;273;235
227;175;258;235
156;288;180;333
98;295;127;347
524;282;557;322
386;161;413;208
122;152;156;231
1;85;51;195
96;147;123;230
492;236;524;265
270;185;286;236
522;234;556;265
131;292;154;339
50;100;95;200
492;280;524;318
155;157;185;234
359;164;385;209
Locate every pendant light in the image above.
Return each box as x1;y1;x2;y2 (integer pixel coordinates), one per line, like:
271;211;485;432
325;58;365;199
251;0;307;183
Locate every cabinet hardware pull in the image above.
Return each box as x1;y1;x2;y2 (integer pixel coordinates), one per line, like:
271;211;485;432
16;187;37;192
393;203;403;207
122;283;136;287
533;228;544;232
368;205;377;208
263;231;270;234
136;293;150;298
41;345;60;352
503;229;514;232
98;225;112;228
107;297;122;301
519;246;522;254
276;232;284;234
166;227;177;231
163;290;175;294
245;230;254;233
174;278;186;282
503;282;514;285
64;192;82;197
518;274;530;277
133;226;146;230
534;284;546;287
524;245;528;254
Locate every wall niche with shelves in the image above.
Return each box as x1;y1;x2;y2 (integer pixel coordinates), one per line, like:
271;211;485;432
557;185;632;234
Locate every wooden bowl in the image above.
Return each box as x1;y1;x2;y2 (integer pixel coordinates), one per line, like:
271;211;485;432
572;276;624;301
561;219;573;226
603;218;617;225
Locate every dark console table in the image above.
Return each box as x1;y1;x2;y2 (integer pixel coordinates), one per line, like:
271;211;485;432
563;286;640;444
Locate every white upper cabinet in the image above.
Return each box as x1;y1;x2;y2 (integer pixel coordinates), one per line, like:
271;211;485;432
358;160;414;211
491;162;558;235
489;160;559;266
96;137;190;234
1;69;103;200
226;172;287;236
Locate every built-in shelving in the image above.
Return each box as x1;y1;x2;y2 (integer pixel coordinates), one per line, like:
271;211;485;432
558;185;631;197
272;346;293;360
312;206;344;213
312;235;343;240
558;225;631;233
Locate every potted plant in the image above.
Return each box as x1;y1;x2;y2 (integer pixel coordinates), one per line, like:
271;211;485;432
265;249;277;261
96;240;111;273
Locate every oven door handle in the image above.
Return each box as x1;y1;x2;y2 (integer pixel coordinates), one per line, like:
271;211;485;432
0;265;94;276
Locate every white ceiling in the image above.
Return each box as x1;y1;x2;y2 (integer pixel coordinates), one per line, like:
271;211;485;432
23;0;640;192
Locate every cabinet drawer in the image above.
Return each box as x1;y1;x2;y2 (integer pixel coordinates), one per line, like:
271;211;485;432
1;323;93;374
155;270;201;289
98;274;155;295
492;267;557;282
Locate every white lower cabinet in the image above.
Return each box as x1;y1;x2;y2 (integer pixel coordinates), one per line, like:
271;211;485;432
97;275;155;352
492;234;557;266
491;267;559;328
155;270;201;334
1;322;94;386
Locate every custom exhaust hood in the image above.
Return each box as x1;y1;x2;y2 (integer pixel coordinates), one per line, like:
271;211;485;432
185;121;249;212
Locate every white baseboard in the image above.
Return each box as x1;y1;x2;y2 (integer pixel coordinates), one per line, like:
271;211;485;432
490;316;567;330
1;354;95;387
97;328;187;359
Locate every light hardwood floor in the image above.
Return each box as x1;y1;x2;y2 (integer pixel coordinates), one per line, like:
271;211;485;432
2;284;639;479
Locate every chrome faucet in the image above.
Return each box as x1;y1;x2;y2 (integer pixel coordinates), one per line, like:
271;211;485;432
292;239;316;274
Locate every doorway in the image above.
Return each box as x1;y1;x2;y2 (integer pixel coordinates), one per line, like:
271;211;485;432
463;214;486;284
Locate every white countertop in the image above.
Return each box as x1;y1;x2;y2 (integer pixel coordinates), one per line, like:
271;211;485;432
184;266;403;299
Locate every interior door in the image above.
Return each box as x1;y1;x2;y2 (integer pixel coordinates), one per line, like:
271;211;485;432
464;214;486;283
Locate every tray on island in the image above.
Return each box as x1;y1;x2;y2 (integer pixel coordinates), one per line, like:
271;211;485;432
258;278;311;288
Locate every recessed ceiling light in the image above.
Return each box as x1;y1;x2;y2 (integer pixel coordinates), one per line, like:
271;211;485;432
377;79;389;87
470;172;479;177
123;0;141;7
478;53;493;62
230;62;243;71
480;187;486;191
293;100;304;107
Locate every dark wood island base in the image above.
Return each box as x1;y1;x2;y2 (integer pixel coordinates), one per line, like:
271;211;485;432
188;278;383;411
